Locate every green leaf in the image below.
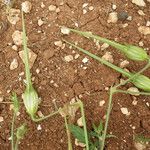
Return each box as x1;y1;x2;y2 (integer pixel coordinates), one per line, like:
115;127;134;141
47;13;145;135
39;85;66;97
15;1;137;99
98;121;103;133
92;123;98;133
68;124;86;144
16;124;27;140
134;135;150;143
11;92;20;113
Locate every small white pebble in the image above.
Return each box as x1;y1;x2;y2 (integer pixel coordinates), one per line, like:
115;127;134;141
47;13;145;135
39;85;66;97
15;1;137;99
101;43;109;50
146;21;150;27
107;12;118;23
99;100;105;107
61;26;70;35
127;87;140;96
132;99;138;106
37;124;42;130
132;0;146;7
89;6;94;11
146;102;149;107
82;57;89;63
0;116;4;122
74;54;80;59
75;139;86;147
0;96;3;102
54;40;63;47
138;26;150;35
64;55;73;62
139;41;144;47
12;30;23;46
134;142;146;150
48;5;57;11
102;52;114;63
36;68;40;74
12;45;18;51
122;23;128;28
82;3;88;8
41;2;45;8
120;107;130;115
56;7;60;13
83;9;87;14
10;58;18;70
138;10;145;16
112;4;117;10
120;60;129;68
77;117;83;127
21;1;32;13
127;16;132;21
38;18;44;26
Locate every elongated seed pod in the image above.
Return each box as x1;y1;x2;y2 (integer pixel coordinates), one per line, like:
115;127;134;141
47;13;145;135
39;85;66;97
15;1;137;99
123;44;148;61
131;74;150;91
22;86;39;118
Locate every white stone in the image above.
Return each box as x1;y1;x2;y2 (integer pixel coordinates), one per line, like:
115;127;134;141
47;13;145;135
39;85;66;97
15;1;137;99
122;23;128;28
48;5;57;11
120;107;130;115
99;100;105;107
54;40;63;47
138;26;150;35
61;26;70;35
77;117;83;127
82;57;89;63
89;6;94;11
38;18;44;26
74;54;80;59
107;12;118;23
82;3;88;8
12;30;23;46
132;0;146;7
12;45;18;51
64;55;73;62
127;87;140;96
0;96;3;102
36;68;40;74
0;116;4;122
134;142;146;150
146;21;150;27
37;124;42;130
19;49;37;68
83;9;87;14
139;41;144;47
120;60;129;68
75;139;86;147
10;59;18;70
7;9;20;25
41;2;45;8
102;52;114;63
101;43;109;50
21;1;32;13
138;10;145;16
132;99;138;105
127;16;132;21
112;4;117;10
56;7;60;13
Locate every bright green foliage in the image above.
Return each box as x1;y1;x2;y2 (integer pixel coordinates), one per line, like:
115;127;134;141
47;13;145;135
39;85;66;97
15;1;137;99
16;124;27;140
11;92;20;113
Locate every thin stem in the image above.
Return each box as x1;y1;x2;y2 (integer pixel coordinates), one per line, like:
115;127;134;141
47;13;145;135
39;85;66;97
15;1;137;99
68;28;126;51
101;87;114;150
14;139;19;150
115;60;150;89
32;110;60;122
64;40;131;78
78;100;89;150
64;116;73;150
116;90;150;96
22;11;32;89
11;113;16;150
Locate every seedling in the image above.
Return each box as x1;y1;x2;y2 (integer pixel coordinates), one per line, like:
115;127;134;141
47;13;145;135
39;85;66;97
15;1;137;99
69;120;115;150
11;93;27;150
134;135;150;144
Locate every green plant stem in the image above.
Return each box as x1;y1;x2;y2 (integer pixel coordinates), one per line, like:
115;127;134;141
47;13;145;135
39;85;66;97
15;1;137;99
14;139;19;150
64;40;131;78
68;28;126;51
116;90;150;96
32;110;60;122
78;100;89;150
64;116;73;150
101;87;115;150
115;60;150;89
11;112;16;150
22;11;32;89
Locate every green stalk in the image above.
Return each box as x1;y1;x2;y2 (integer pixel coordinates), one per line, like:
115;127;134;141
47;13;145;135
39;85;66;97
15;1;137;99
14;139;19;150
78;100;89;150
116;90;150;96
22;11;32;89
64;116;73;150
64;40;131;78
11;113;16;150
101;87;115;150
68;28;126;51
32;110;60;122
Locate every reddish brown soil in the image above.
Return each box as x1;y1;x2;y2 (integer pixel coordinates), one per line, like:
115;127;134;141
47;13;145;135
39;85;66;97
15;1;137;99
0;0;150;150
